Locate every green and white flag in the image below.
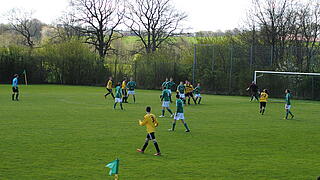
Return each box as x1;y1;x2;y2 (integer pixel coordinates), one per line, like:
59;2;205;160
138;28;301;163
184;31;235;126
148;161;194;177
106;158;119;176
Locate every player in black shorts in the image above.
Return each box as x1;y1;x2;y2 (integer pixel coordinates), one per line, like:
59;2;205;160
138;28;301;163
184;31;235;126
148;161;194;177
12;74;19;101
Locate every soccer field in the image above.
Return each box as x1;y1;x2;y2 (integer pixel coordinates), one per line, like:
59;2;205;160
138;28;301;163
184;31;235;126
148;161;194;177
0;85;319;179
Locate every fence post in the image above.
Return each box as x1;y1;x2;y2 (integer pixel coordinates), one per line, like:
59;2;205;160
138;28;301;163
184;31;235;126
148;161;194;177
250;45;253;70
193;44;197;85
212;45;214;72
229;46;233;94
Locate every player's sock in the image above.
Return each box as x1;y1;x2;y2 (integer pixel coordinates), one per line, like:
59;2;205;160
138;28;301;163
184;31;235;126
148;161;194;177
285;111;289;119
12;94;15;101
153;141;160;153
183;99;186;104
162;109;165;116
16;94;19;100
141;141;149;151
111;93;115;99
198;98;202;104
188;98;190;105
114;103;117;109
259;109;262;113
250;96;253;101
133;95;136;103
120;103;123;110
172;122;176;131
167;108;173;115
184;123;190;131
262;109;265;115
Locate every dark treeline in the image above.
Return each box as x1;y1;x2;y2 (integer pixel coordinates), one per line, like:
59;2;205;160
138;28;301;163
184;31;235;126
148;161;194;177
0;0;320;99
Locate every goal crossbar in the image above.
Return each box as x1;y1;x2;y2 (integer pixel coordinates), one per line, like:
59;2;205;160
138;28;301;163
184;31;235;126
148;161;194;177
254;71;320;83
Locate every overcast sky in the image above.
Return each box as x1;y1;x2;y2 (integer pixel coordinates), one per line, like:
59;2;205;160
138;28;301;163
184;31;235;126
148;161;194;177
0;0;252;32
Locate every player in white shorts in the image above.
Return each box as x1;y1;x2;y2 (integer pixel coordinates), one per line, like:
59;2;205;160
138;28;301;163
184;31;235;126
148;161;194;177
159;89;173;117
126;77;137;103
169;94;190;132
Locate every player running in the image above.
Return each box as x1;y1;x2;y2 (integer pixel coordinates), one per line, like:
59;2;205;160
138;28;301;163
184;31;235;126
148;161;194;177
137;106;161;156
121;78;128;103
159;88;174;118
12;74;19;101
169;94;190;132
176;81;186;104
104;77;115;99
185;81;197;105
194;83;202;104
247;81;259;101
284;89;294;119
259;89;268;115
113;82;124;110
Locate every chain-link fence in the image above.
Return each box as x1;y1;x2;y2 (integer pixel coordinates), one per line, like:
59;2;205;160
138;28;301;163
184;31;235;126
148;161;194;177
103;44;320;100
192;44;320;100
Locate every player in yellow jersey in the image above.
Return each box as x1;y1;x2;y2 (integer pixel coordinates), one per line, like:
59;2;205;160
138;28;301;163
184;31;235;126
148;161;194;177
184;80;197;105
104;77;115;99
137;106;161;156
121;78;128;103
259;89;269;115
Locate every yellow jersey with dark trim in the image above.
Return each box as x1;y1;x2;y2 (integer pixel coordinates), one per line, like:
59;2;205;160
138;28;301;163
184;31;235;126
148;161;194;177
260;92;268;102
139;113;158;133
106;80;112;89
185;84;194;93
122;81;126;89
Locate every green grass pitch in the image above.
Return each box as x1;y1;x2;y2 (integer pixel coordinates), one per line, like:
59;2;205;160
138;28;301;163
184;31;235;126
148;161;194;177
0;85;319;179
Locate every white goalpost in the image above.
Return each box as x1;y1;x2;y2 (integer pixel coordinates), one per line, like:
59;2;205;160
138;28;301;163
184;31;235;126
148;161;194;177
254;71;320;83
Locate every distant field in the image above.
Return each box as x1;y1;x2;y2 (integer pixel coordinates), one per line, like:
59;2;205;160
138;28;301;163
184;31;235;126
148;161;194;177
0;85;319;179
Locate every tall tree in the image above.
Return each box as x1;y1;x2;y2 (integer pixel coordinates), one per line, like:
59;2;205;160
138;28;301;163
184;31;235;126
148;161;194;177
69;0;124;59
251;0;295;66
126;0;187;53
7;8;43;48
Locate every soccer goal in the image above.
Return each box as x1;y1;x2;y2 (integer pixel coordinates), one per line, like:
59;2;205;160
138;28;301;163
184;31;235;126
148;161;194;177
253;71;320;100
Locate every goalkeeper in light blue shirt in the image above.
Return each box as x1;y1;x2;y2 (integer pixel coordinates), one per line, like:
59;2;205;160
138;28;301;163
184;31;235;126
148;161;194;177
12;74;19;101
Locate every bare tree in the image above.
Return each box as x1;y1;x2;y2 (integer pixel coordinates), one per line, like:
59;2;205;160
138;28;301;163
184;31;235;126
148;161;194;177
69;0;124;59
296;2;320;72
7;8;42;48
126;0;187;53
251;0;295;66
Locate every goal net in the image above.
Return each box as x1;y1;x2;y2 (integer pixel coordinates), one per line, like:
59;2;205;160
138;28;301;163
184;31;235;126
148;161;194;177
254;71;320;100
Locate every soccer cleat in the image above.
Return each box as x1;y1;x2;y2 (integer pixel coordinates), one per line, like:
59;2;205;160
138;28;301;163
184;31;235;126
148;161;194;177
291;115;294;119
170;114;174;118
154;152;161;156
159;115;165;118
136;149;144;153
185;130;190;132
168;129;174;131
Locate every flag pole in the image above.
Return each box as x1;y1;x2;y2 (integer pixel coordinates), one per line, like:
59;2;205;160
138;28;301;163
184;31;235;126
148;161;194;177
24;70;28;86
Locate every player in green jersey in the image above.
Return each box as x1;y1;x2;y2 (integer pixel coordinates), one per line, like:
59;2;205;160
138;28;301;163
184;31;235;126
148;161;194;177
169;94;190;132
114;82;124;110
165;77;175;95
161;78;168;90
284;89;294;119
176;81;186;104
194;83;202;104
159;88;173;118
126;77;137;103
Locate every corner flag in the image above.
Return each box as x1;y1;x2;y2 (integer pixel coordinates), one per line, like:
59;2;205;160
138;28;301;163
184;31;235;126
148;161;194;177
106;158;119;179
22;69;28;86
